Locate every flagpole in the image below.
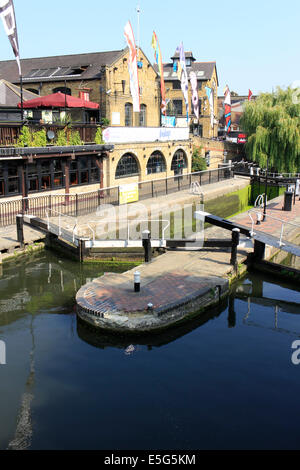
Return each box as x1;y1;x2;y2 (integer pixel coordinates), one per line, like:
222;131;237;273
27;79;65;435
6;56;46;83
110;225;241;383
136;4;140;61
20;73;24;122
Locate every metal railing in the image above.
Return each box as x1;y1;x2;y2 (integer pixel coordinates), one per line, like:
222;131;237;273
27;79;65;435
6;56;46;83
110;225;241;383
247;208;300;247
254;193;267;208
0;166;233;227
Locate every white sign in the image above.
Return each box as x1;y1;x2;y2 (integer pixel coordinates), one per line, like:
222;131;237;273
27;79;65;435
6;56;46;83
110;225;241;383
111;112;120;125
103;126;189;144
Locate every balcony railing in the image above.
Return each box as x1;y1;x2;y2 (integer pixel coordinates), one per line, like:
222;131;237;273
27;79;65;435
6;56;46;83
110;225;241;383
0;122;100;146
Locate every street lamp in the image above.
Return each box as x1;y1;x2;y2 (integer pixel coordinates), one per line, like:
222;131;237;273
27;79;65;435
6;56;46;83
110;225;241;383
262;157;270;221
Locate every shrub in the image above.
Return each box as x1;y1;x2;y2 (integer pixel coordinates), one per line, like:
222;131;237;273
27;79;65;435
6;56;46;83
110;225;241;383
192;147;207;172
69;130;83;146
55;129;68;146
16;126;32;147
95;127;104;144
31;129;47;147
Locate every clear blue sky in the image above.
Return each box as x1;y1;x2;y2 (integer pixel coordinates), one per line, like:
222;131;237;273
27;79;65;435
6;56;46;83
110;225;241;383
0;0;299;96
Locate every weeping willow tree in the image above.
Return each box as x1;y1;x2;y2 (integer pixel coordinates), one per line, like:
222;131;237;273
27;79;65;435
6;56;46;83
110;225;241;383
241;87;300;172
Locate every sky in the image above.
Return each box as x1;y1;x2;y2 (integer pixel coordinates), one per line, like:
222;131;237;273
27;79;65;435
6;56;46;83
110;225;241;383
0;0;299;96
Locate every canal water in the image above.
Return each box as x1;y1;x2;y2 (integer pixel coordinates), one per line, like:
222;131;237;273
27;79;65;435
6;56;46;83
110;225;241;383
1;251;300;450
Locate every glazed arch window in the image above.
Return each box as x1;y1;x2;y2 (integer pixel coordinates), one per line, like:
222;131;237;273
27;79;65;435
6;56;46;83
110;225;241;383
53;87;72;95
171;150;187;172
115;153;139;179
146;152;166;175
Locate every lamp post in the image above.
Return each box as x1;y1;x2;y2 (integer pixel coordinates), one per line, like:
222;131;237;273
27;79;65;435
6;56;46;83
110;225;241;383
262;157;270;221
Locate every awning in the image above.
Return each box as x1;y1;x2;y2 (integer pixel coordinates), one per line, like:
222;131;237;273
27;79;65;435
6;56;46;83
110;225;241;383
18;92;99;109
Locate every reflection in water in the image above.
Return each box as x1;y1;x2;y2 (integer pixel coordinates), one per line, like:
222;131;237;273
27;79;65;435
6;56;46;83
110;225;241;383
233;273;300;337
77;300;227;350
228;296;236;328
1;251;300;450
7;316;35;450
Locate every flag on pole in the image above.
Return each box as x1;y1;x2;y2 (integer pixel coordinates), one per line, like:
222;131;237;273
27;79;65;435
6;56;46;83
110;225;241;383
175;42;189;121
248;89;253;101
205;86;214;129
151;31;166;115
124;21;140;112
223;84;231;133
189;71;199;120
0;0;21;76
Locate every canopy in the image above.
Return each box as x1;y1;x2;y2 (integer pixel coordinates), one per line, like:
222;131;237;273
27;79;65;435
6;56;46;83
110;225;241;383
18;92;99;109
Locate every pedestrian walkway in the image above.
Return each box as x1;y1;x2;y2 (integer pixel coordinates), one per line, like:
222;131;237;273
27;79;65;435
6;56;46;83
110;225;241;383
0;176;249;253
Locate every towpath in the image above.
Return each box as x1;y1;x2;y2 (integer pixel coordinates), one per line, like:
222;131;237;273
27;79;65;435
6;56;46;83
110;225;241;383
0;176;249;254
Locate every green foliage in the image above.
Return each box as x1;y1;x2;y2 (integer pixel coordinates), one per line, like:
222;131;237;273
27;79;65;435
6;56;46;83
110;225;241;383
241;87;300;172
69;130;83;146
55;129;68;146
191;147;207;172
31;129;47;147
16;126;32;147
95;127;104;144
100;117;110;127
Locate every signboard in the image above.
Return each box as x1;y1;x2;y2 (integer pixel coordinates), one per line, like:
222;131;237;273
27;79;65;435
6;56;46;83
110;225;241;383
103;126;189;144
111;112;120;125
119;183;139;205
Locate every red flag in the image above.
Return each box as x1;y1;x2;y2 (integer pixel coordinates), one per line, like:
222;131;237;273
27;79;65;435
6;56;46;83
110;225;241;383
248;89;253;101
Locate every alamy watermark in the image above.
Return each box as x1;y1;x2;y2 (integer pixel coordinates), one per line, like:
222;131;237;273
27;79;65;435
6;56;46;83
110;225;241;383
291;80;300;105
0;340;6;365
90;201;206;248
291;340;300;365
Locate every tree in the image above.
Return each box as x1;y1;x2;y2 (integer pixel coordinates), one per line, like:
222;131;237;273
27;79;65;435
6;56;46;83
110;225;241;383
191;147;207;172
241;87;300;172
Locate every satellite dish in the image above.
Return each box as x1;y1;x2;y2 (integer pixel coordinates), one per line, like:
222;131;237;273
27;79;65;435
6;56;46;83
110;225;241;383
47;130;55;140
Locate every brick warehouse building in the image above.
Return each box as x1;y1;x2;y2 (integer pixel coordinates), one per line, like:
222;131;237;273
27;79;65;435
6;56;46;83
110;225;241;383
0;47;219;136
155;51;219;139
0;48;161;128
0;48;228;202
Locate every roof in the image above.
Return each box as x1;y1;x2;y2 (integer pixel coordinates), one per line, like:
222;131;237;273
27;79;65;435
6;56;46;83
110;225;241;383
0;79;38;107
0;49;125;84
170;51;196;61
154;61;218;83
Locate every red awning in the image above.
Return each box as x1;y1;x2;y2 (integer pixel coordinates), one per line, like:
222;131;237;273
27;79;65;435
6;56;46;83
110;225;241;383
18;92;99;109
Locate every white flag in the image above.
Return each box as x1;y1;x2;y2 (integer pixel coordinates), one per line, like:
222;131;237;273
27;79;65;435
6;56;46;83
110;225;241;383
0;0;21;75
124;21;140;112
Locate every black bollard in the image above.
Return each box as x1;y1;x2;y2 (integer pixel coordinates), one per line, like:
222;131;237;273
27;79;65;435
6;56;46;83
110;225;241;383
142;230;152;263
16;214;24;249
134;271;140;292
230;228;240;267
253;239;265;260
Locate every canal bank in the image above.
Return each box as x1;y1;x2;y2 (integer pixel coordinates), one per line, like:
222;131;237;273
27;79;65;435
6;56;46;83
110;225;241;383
76;194;300;333
0;176;250;263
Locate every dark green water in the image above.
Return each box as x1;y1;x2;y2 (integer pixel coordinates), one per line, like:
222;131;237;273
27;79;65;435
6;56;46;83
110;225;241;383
1;251;300;450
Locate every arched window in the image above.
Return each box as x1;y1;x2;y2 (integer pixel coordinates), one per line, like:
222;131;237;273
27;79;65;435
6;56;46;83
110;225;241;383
171;150;188;174
115;153;139;179
125;103;133;126
139;104;147;127
26;88;39;95
53;87;72;95
146;152;166;175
